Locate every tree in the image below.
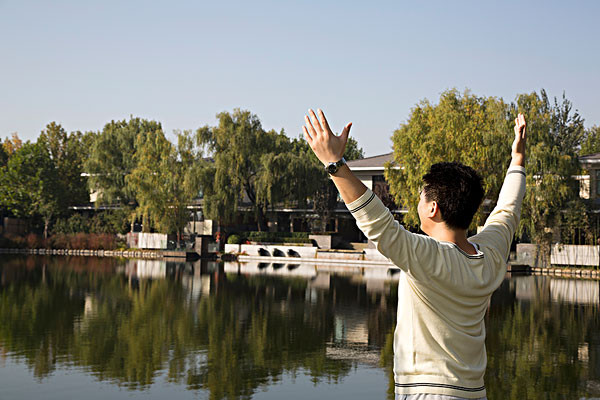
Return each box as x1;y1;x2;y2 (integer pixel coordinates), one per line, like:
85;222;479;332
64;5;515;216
0;142;61;238
0;144;7;168
580;125;600;156
85;117;161;206
37;122;89;208
198;109;321;232
126;129;205;241
387;89;510;229
85;117;162;230
2;133;22;156
516;91;588;252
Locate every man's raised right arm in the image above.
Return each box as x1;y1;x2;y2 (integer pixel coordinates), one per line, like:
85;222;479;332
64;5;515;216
472;114;527;259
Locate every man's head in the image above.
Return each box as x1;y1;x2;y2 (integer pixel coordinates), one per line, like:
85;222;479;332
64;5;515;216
418;162;484;233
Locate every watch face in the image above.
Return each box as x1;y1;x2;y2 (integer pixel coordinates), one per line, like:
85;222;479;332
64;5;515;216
326;163;338;174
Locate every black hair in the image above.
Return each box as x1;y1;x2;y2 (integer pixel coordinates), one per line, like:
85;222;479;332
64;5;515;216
422;162;484;230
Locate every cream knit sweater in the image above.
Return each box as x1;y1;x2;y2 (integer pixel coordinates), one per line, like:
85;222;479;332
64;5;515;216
345;166;526;398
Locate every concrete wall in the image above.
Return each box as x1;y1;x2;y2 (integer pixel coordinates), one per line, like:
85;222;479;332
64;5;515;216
225;243;390;263
230;244;319;258
516;243;542;267
127;232;168;249
551;244;599;266
363;248;390;262
185;220;214;235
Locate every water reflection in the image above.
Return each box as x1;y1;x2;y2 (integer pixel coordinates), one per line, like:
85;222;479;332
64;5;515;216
0;256;396;399
1;256;600;399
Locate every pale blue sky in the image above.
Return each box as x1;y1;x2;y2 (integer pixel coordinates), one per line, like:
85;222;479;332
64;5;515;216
1;0;599;156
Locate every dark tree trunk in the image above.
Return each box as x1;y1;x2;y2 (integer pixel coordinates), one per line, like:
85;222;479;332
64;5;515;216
256;206;268;232
245;184;268;232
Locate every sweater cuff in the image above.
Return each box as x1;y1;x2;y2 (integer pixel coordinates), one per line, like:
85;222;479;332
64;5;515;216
345;188;381;219
507;165;525;176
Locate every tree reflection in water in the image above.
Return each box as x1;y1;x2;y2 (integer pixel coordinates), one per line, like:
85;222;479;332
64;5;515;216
2;257;600;399
0;256;397;399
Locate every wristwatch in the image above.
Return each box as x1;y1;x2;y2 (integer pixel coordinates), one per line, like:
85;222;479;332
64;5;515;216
325;157;346;175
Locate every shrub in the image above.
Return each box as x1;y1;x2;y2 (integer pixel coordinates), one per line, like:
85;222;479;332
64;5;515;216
88;233;116;250
48;234;69;249
241;231;311;244
227;234;244;244
69;233;88;249
25;233;42;249
52;214;90;235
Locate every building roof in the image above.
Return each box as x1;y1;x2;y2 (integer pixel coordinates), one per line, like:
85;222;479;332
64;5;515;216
579;153;600;164
346;152;394;169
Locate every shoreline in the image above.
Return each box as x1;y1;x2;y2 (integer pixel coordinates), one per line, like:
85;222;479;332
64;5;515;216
0;247;162;259
3;248;600;280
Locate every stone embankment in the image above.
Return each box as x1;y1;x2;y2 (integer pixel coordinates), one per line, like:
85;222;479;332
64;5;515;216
529;266;600;279
0;248;160;258
224;243;393;266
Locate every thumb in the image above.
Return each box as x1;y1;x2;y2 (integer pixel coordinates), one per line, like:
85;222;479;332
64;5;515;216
341;122;352;143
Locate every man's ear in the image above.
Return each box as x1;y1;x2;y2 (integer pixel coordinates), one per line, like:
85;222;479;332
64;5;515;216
430;201;442;220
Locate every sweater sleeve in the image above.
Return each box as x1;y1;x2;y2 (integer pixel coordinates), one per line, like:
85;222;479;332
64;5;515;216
471;165;526;260
345;189;438;279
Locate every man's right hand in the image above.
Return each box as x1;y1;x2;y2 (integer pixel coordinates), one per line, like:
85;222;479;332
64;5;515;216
511;114;526;167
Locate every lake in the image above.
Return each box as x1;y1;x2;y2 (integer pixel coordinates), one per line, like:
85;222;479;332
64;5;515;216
1;255;599;399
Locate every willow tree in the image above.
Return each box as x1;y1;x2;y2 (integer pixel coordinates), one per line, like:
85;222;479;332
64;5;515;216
198;109;322;232
387;89;510;229
126;129;205;241
85;118;161;205
85;117;162;231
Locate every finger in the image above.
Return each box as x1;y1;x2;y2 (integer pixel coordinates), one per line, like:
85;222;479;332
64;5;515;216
340;122;352;142
308;109;323;135
302;126;313;143
519;115;527;138
304;115;318;138
317;109;332;134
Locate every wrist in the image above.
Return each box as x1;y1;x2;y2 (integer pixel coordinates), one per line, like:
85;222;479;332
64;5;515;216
325;157;347;175
510;153;525;167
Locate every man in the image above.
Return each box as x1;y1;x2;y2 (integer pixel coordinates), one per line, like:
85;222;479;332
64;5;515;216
302;109;527;400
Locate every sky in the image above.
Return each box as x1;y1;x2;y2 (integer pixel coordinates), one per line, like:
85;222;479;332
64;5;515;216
1;0;599;157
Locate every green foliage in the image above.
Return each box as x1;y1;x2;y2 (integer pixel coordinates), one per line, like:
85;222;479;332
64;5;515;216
37;122;89;207
344;136;365;161
126;129;206;236
0;144;7;168
0;233;119;250
85;117;162;206
227;231;310;244
0;142;62;237
388;89;510;228
515;91;587;248
226;234;243;244
388;88;590;247
52;210;130;236
52;214;90;235
580;125;600;156
198;110;323;231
